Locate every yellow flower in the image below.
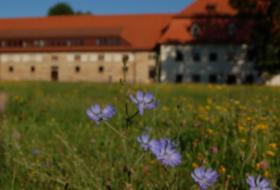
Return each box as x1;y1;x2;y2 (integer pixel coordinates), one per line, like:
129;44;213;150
269;143;277;150
240;138;247;144
264;170;270;177
265;151;276;157
255;163;261;170
192;162;199;169
219;166;226;174
207;129;214;136
238;125;246;133
254;124;269;131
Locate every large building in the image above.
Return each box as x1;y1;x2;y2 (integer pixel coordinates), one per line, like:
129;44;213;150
0;0;257;84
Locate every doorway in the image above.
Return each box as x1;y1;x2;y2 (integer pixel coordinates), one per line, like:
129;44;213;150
51;66;59;81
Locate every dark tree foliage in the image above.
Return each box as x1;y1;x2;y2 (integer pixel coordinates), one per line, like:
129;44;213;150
230;0;280;74
48;2;75;16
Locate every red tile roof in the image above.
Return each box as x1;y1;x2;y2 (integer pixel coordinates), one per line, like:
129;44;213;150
159;18;254;44
0;0;253;52
0;14;173;51
178;0;237;17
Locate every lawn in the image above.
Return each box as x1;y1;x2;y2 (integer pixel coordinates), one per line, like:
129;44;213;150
0;82;279;190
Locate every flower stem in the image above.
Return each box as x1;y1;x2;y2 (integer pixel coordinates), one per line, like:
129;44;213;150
104;121;126;139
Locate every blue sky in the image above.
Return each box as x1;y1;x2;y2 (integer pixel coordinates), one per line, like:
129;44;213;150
0;0;194;18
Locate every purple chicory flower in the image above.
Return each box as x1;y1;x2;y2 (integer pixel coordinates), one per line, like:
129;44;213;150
130;91;157;115
191;166;219;190
247;175;272;190
137;134;152;151
87;104;116;125
150;138;181;167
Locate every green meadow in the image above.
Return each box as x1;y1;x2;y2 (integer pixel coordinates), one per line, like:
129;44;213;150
0;82;279;190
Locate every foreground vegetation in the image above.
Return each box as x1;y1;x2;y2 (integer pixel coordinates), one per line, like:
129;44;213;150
0;82;279;189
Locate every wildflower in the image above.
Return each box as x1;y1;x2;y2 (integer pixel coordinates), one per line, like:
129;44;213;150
255;124;269;131
192;162;199;169
219;166;226;174
265;151;275;157
130;91;157;115
150;139;181;167
269;143;277;150
247;176;272;190
87;104;116;125
137;134;152;151
191;166;219;190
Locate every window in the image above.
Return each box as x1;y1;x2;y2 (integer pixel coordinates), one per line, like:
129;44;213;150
1;41;6;47
74;55;81;61
226;75;237;85
192;74;201;83
192;52;201;62
246;49;255;61
175;50;184;61
30;66;35;73
244;74;254;84
209;74;217;84
206;3;216;12
149;66;156;80
175;74;183;83
98;66;104;73
8;66;14;73
227;52;235;62
228;23;237;36
209;52;218;62
98;54;104;62
75;66;80;73
122;55;129;63
190;23;200;38
148;54;156;60
52;55;58;61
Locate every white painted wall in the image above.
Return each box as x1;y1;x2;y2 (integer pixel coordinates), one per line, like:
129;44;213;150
160;44;258;84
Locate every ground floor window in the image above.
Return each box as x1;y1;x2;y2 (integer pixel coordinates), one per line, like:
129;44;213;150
175;74;183;83
75;66;80;73
98;66;104;73
209;74;218;84
149;66;156;80
244;74;254;84
8;66;14;73
30;66;35;73
192;74;201;83
226;74;237;84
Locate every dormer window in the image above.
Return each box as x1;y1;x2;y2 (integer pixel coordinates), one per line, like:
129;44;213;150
228;23;237;36
206;3;216;12
190;23;201;38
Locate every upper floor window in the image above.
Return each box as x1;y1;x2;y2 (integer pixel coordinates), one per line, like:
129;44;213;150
227;52;235;62
34;40;45;47
175;50;184;61
98;54;105;62
52;55;59;61
96;37;121;46
1;41;6;47
206;3;216;12
74;55;81;61
192;52;201;62
209;52;218;62
190;23;201;38
228;23;237;36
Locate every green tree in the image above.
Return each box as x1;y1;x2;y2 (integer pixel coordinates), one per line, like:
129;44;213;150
48;2;75;16
230;0;280;74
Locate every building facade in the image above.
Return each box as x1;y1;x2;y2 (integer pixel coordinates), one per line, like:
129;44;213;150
0;0;257;84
